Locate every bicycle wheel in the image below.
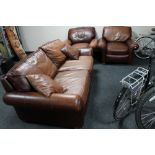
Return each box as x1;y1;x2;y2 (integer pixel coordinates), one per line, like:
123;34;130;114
113;88;132;120
135;36;155;59
136;87;155;129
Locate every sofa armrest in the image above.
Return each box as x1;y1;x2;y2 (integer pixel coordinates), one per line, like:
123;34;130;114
79;48;93;56
63;39;72;45
1;75;14;92
97;38;107;49
126;39;139;50
3;92;82;111
89;39;98;48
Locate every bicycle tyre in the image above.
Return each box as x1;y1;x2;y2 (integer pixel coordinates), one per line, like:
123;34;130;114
113;87;132;121
135;36;155;59
135;87;155;129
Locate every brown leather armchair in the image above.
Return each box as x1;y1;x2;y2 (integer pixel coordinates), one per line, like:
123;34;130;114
65;27;98;55
98;26;138;63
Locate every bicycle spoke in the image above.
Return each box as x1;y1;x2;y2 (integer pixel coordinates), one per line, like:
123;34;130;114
116;101;128;115
136;87;155;129
141;111;155;119
142;116;155;128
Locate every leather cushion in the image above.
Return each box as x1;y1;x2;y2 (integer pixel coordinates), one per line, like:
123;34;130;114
89;38;98;48
103;26;131;42
68;27;96;44
106;54;130;63
79;48;93;56
107;42;129;55
71;43;89;50
58;56;93;73
61;44;80;60
26;74;65;97
40;39;66;67
54;70;90;104
7;49;57;92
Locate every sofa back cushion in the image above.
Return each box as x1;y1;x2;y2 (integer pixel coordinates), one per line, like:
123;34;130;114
6;49;57;92
103;26;131;42
40;39;66;67
68;27;96;44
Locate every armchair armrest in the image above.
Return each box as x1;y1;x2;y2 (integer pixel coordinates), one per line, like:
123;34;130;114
127;39;139;50
79;48;93;56
89;39;98;48
3;92;82;111
63;39;72;45
97;38;107;49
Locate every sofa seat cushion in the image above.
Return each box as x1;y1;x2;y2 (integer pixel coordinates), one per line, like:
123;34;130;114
58;56;93;73
71;43;89;50
6;49;57;92
40;39;66;67
107;42;129;55
54;70;90;104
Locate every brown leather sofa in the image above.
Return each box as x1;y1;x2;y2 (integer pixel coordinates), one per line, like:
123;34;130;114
1;39;93;128
98;26;138;63
65;27;98;55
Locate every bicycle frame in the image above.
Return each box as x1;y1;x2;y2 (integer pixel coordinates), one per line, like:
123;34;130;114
144;57;152;89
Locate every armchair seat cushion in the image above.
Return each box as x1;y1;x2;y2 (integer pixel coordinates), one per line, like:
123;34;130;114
107;42;129;55
54;70;90;104
58;56;93;73
71;43;89;50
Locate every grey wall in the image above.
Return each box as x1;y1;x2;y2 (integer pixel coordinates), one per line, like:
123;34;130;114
19;26;154;51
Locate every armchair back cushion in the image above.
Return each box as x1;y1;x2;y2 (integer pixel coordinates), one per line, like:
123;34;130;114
103;26;131;42
6;49;57;92
68;27;96;44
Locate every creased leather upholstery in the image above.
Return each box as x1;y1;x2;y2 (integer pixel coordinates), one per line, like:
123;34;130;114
103;26;131;42
26;74;65;97
68;27;96;44
67;27;97;54
1;39;93;128
97;38;107;49
127;39;139;50
4;92;82;111
55;70;90;104
99;26;138;63
58;56;93;73
63;39;72;45
72;43;89;49
61;44;80;60
79;48;93;56
107;42;128;55
40;39;66;67
6;49;57;91
89;38;98;48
